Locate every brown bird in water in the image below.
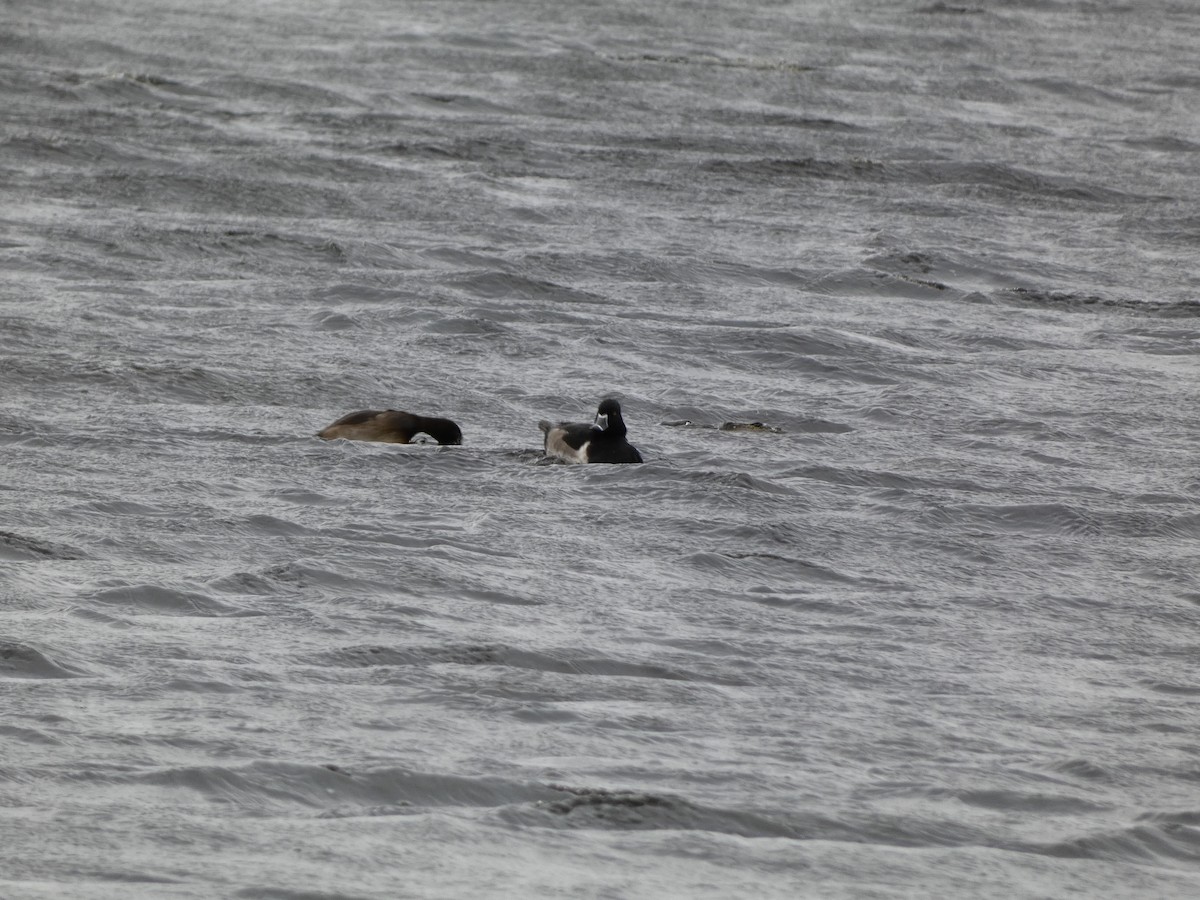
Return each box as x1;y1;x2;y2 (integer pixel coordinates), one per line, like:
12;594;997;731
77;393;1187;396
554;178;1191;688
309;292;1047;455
317;410;462;445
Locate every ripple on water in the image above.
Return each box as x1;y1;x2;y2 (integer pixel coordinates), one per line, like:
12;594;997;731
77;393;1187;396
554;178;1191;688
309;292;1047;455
109;761;560;815
1035;821;1200;865
627;466;801;501
0;530;84;562
0;641;89;679
301;643;741;685
86;583;266;617
922;501;1199;539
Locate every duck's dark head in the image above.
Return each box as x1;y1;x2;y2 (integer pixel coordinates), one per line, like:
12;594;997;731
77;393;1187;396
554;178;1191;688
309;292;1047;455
438;420;464;445
416;415;463;445
594;398;626;436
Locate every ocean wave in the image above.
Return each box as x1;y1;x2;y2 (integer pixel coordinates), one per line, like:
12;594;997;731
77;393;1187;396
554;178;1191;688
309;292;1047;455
0;530;83;562
684;550;865;587
88;583;265;617
0;641;89;679
303;643;734;685
626;466;800;499
506;785;811;838
1036;822;1200;865
919;501;1197;540
121;762;559;814
1;131;159;167
64;70;216;106
699;156;1142;205
1005;288;1200;317
448;271;613;306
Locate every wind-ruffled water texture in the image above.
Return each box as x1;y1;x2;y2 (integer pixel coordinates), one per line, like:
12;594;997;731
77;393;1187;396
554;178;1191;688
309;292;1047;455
2;0;1199;897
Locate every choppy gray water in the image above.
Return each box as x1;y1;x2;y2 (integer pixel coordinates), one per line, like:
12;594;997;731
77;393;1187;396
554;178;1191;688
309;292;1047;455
3;0;1199;897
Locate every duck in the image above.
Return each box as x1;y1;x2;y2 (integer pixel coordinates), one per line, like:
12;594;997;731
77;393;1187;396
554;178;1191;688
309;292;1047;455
317;410;462;445
538;398;643;464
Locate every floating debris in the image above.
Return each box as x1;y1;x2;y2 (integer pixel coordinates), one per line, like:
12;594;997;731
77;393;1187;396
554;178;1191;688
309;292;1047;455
719;421;784;434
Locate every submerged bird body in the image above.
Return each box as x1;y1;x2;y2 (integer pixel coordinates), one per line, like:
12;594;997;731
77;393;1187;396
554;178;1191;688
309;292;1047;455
539;398;642;464
317;410;462;445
